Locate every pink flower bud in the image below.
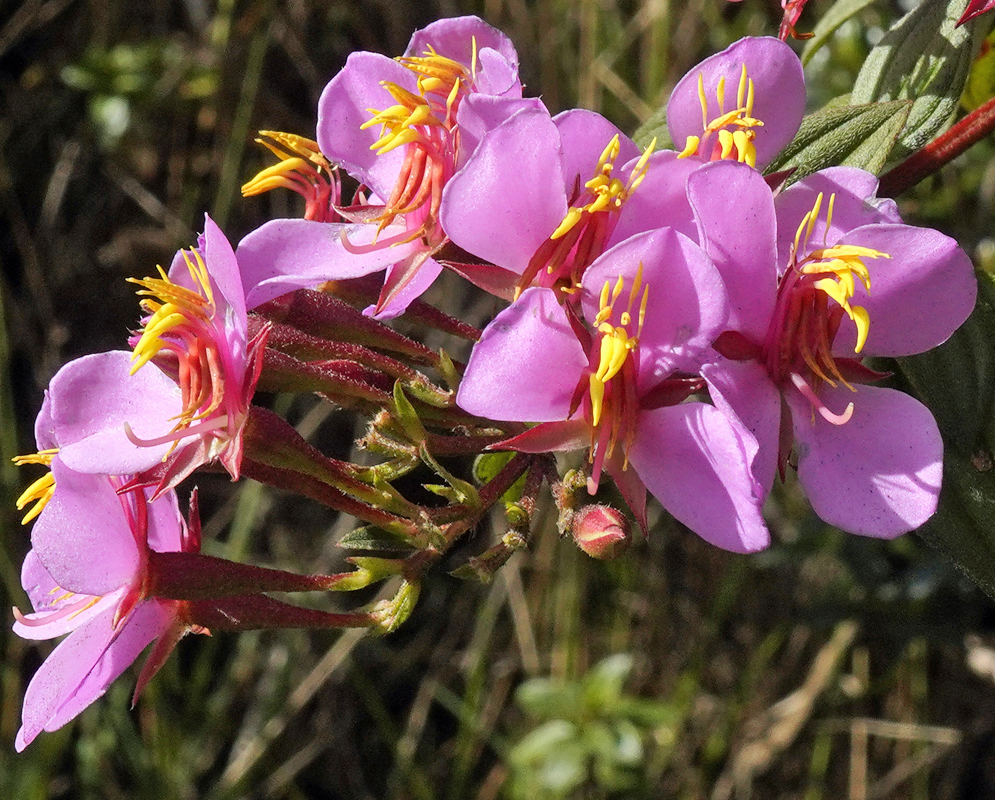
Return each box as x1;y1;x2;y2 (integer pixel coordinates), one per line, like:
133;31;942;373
571;504;631;560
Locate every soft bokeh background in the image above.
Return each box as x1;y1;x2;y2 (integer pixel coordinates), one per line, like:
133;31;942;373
4;1;995;798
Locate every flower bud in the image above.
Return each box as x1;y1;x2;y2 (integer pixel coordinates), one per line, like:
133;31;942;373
571;504;631;560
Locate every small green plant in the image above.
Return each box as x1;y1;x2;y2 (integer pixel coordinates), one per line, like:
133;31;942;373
506;655;679;799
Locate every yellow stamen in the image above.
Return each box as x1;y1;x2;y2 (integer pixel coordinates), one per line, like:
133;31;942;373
794;193;889;354
549;136;654;240
13;449;57;525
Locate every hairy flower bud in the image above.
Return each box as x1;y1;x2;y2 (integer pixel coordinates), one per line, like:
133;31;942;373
571;504;631;560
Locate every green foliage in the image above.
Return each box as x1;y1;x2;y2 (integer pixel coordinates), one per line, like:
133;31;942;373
850;0;986;158
506;655;679;799
765;96;911;183
802;0;885;67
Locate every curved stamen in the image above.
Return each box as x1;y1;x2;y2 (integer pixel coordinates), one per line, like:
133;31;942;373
790;372;854;425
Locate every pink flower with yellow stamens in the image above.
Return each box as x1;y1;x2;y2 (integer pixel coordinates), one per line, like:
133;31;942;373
456;228;770;553
237;15;537;317
690;161;977;536
12;461;199;751
669;37;805;170
38;216;266;495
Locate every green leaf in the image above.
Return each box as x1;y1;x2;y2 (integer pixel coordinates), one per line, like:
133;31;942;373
516;678;583;720
632;104;674;151
897;274;995;457
850;0;987;158
897;272;995;598
802;0;883;67
581;654;633;710
765;98;911;183
337;525;416;552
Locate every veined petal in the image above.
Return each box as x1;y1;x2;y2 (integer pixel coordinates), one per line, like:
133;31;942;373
628;403;770;553
16;600;172;751
236;219;425;310
456;287;588;421
788;384;943;537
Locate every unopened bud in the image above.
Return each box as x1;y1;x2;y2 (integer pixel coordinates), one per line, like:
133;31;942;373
571;504;631;560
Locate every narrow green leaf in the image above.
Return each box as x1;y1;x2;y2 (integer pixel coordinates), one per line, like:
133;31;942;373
851;0;986;158
765;98;911;183
802;0;883;67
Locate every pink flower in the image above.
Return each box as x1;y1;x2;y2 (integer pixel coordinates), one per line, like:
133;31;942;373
456;228;769;553
45;215;266;494
13;460;196;751
236;16;537;317
690;161;977;536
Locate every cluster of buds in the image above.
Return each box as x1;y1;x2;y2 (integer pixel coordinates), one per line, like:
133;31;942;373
11;15;977;750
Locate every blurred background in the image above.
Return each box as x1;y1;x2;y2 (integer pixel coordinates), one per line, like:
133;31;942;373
4;0;995;798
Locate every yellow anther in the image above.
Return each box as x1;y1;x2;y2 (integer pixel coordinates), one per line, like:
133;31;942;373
13;450;57;525
678;136;700;159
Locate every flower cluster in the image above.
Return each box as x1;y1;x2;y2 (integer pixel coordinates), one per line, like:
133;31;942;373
11;16;977;749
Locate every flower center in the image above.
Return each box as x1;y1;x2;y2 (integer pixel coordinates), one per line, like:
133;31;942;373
12;448;57;524
128;250;231;450
516;136;655;298
353;42;478;247
242;131;341;223
764;192;890;424
570;266;648;488
677;65;763;168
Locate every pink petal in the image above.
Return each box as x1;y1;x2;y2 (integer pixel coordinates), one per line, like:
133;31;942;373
610;151;701;244
774;167;902;270
236;219;424;310
456;287;588;421
146;488;185;554
32;460;140;595
702;360;782;495
667;37;805;170
197;214;246;324
456;95;546;165
830;224;977;357
788;384;943;537
688;160;777;342
16;601;172;750
628;403;770;553
580;228;728;379
440;105;567;274
554;109;639;191
52;351;182;475
317;52;415;196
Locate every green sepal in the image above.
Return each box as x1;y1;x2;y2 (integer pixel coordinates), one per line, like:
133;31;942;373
765;97;911;185
473;450;528;503
371;579;421;634
392;380;427;444
851;0;986;158
327;556;405;592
